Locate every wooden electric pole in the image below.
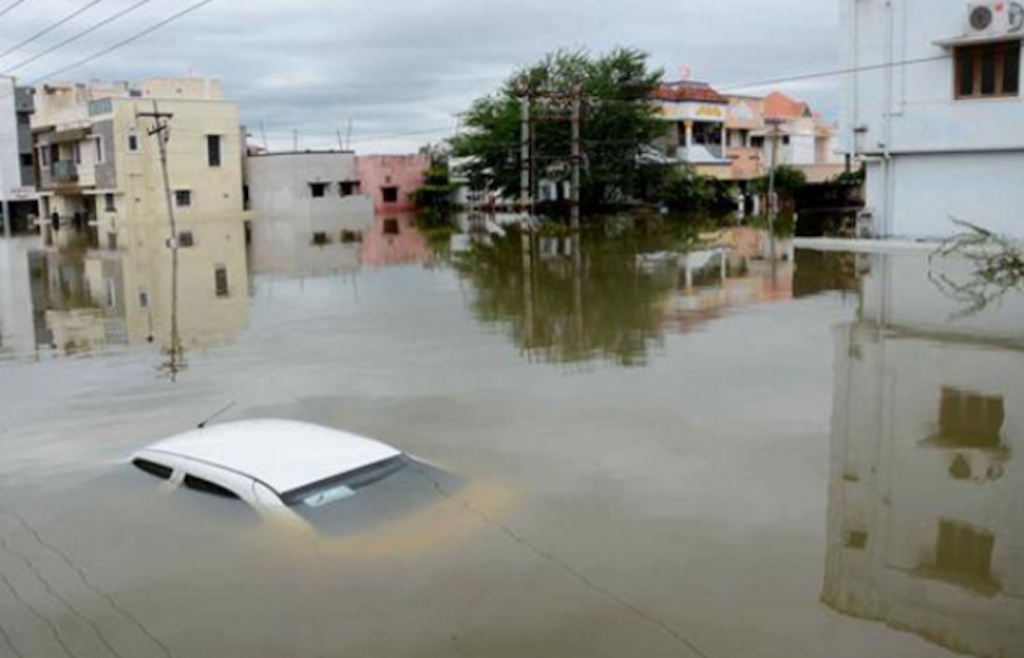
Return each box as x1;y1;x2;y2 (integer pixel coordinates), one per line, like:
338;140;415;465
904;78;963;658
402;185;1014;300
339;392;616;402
137;101;183;377
766;117;784;266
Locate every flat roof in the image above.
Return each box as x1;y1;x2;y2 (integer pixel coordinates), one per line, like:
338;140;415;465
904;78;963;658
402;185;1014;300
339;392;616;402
137;419;401;494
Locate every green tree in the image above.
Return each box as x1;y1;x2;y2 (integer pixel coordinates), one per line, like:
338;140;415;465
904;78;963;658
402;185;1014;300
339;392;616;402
451;48;664;213
413;150;455;228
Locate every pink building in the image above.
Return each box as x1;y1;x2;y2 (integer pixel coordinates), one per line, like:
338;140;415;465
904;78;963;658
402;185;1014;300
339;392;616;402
356;154;429;213
360;213;433;267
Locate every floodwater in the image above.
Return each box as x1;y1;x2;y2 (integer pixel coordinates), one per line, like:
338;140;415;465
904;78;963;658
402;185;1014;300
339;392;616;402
0;217;1021;658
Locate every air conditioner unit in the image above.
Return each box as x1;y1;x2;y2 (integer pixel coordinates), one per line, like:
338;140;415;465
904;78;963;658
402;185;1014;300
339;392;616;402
966;2;1024;36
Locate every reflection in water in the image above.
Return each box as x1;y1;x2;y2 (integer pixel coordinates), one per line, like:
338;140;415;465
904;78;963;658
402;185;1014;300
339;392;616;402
452;225;839;367
17;220;249;373
823;250;1024;658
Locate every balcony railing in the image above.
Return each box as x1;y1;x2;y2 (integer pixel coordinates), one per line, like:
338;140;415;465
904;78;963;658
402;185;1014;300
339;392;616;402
51;160;79;183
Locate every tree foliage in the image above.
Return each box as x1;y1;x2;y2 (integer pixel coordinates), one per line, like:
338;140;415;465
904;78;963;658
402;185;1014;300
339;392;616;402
413;144;455;227
451;48;664;212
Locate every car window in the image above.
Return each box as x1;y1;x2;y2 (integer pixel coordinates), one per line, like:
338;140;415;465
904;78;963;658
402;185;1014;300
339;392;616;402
281;455;408;508
132;458;173;480
183;474;240;500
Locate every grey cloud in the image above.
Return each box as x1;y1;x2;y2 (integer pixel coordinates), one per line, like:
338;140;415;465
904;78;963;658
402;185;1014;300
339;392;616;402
0;0;840;152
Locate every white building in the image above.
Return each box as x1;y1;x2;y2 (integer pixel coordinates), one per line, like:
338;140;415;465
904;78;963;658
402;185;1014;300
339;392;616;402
0;76;38;233
841;0;1024;238
245;151;374;275
824;250;1024;657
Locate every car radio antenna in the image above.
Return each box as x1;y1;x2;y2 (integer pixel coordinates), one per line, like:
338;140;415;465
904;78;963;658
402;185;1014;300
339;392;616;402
197;401;237;429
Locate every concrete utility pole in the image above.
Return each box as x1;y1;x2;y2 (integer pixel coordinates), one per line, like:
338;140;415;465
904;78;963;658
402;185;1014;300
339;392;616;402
765;117;784;265
520;93;531;218
570;87;582;232
138;101;182;376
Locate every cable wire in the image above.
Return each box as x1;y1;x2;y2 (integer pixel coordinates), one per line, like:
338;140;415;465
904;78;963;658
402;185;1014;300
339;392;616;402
19;0;218;86
0;0;30;20
1;0;160;75
0;0;107;62
714;54;952;92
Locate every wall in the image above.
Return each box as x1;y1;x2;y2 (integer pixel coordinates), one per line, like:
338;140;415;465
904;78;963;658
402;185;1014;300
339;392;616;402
0;78;21;202
356;154;429;213
841;0;1024;237
246;151;374;274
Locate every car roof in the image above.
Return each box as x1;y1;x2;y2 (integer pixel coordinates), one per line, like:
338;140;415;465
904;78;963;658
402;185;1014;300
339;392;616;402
135;419;402;495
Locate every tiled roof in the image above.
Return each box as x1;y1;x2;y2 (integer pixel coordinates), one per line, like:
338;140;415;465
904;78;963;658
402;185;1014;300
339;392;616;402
653;81;728;104
763;91;813;119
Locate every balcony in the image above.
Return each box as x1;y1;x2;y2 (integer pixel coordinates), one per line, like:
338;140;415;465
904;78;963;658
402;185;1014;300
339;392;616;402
51;160;79;184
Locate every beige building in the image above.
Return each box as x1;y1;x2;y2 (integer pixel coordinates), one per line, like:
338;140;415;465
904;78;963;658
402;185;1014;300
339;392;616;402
29;78;250;355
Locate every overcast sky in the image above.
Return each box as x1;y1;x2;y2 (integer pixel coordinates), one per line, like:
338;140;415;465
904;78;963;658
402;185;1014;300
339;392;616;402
1;0;841;153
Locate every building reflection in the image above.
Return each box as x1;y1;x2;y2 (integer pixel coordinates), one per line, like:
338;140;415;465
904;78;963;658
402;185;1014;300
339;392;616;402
23;219;249;369
823;251;1024;658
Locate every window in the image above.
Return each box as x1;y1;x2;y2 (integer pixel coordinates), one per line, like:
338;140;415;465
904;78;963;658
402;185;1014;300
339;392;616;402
937;387;1003;448
104;193;116;212
936;520;994;580
93;135;105;164
105;279;117;308
175;190;192;207
340;181;360;196
281;455;408;507
382;186;399;203
312;231;330;245
139;291;149;308
127;133;139;153
214;265;229;297
845;530;868;550
310;182;328;198
751;136;765;149
383;218;400;235
19;153;32;167
955;42;1021;99
132;458;172;480
178;230;195;247
340;230;362;243
207;135;222;167
38;146;49;167
71;141;81;165
107;232;118;251
183;474;239;500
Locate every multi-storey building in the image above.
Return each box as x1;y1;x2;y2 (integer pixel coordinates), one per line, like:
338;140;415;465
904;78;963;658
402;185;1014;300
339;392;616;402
840;0;1024;237
0;76;39;233
653;82;842;185
30;77;249;348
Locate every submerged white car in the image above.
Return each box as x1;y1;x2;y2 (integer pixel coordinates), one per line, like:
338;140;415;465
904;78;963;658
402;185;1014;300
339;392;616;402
131;419;440;532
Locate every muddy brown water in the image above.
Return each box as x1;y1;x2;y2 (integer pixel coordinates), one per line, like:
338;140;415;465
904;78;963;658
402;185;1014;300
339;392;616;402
0;227;1021;658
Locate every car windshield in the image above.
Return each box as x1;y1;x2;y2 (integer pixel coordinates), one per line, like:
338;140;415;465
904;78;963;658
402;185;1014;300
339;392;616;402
281;454;409;508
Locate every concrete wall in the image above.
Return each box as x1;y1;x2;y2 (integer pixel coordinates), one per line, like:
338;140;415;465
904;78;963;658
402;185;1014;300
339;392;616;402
356;154;428;213
246;151;374;274
841;0;1024;237
0;77;21;201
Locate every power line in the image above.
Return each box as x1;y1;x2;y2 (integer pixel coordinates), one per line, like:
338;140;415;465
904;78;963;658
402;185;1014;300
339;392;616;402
0;0;106;62
715;54;952;92
1;0;160;75
0;0;30;20
20;0;219;85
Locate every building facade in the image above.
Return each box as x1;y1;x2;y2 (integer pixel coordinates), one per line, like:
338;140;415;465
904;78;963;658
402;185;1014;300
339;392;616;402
0;76;39;233
356;154;429;214
30;78;250;346
246;150;374;274
840;0;1024;238
655;82;842;184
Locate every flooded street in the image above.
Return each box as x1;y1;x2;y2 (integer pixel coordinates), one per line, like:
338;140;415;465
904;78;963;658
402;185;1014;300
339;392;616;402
0;221;1021;658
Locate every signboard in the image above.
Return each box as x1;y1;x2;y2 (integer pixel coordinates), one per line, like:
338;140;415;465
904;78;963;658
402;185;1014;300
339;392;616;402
7;186;37;200
657;102;726;122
